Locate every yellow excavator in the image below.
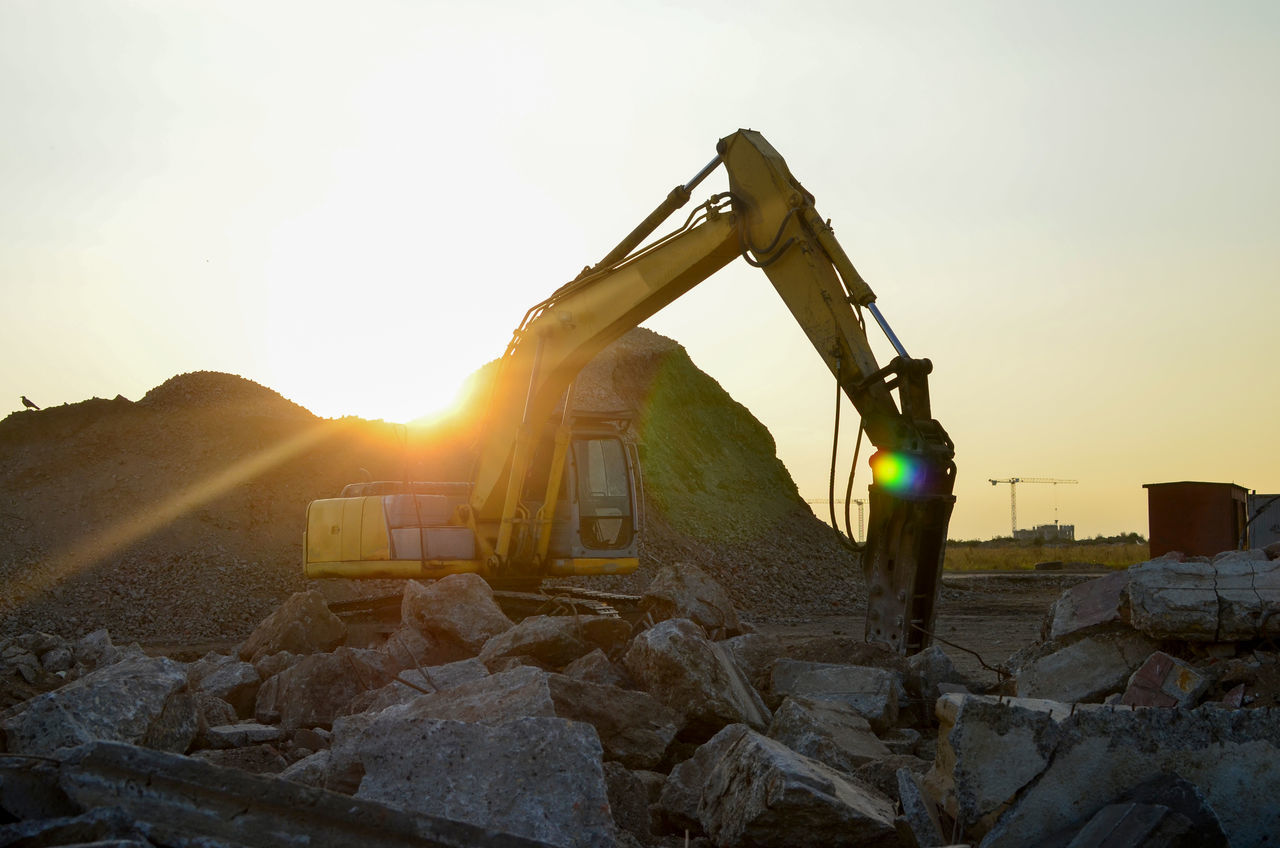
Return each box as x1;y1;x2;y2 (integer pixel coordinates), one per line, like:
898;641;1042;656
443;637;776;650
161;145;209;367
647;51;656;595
303;129;956;654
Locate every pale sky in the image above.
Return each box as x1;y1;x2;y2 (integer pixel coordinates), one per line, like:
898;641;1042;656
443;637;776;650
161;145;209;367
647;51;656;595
3;1;1277;540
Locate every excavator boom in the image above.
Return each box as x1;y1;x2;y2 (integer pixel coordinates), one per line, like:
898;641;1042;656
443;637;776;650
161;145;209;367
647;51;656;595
303;129;956;654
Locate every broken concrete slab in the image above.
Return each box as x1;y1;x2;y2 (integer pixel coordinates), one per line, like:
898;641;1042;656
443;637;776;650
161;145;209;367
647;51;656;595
191;743;289;775
264;646;396;731
924;694;1073;833
698;726;897;847
766;696;892;774
201;722;284;749
478;614;631;670
366;666;556;727
897;767;946;848
979;705;1280;847
187;652;261;717
1120;651;1210;708
1;654;197;757
623;618;770;735
654;724;751;835
57;740;551;847
402;574;513;656
769;660;900;733
603;761;654;846
1046;569;1130;641
238;589;346;665
355;717;615;848
546;674;681;769
561;648;632;688
0;806;150;847
1125;556;1280;642
639;562;742;637
1013;631;1157;703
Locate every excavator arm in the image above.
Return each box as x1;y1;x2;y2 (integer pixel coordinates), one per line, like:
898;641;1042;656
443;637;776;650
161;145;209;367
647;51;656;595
471;129;956;653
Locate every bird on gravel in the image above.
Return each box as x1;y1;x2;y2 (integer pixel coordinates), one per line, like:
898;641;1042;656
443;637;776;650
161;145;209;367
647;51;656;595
20;396;40;410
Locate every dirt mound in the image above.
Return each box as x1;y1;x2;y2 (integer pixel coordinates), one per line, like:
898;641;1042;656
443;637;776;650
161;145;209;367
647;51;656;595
0;332;861;645
138;371;313;418
572;329;862;617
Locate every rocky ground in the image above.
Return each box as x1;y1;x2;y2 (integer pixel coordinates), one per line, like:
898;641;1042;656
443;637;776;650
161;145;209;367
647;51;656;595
4;552;1280;846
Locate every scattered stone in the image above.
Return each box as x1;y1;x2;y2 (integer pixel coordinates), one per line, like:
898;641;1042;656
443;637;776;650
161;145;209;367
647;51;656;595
188;652;261;717
0;806;150;847
72;629;122;670
192;743;289;775
547;674;681;769
202;722;284;749
279;748;331;788
59;740;551;847
897;768;946;848
479;615;631;670
905;644;959;705
654;724;751;834
380;623;449;672
603;761;654;846
365;666;555;726
721;632;784;693
769;660;900;733
266;647;395;731
401;575;513;656
623;619;771;736
1013;631;1157;703
346;657;492;714
562;648;632;688
0;654;197;757
237;590;346;665
879;727;922;757
639;562;742;637
699;726;897;847
852;754;931;800
356;716;616;848
1121;651;1211;708
766;696;891;774
252;650;300;681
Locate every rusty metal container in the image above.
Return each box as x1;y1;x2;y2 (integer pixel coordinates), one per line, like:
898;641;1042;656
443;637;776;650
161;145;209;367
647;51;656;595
1143;481;1249;557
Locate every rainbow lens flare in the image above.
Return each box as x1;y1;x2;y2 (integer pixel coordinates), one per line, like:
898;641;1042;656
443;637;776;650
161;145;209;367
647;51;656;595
869;451;922;494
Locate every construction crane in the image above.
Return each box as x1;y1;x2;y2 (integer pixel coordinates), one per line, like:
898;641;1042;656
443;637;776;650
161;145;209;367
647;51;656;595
988;477;1078;538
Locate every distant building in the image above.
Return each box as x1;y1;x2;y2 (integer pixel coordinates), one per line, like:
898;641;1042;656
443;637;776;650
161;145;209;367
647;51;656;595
1248;493;1280;549
1014;523;1075;542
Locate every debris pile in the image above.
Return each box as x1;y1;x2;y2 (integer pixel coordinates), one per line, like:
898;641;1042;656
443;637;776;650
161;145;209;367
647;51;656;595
4;552;1280;846
1;564;944;847
0;329;859;645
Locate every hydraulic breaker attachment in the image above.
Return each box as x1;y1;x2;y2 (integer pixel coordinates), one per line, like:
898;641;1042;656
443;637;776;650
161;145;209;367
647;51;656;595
862;455;956;655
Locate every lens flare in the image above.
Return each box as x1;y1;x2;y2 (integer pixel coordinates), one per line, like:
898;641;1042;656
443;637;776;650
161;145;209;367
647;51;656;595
870;451;921;494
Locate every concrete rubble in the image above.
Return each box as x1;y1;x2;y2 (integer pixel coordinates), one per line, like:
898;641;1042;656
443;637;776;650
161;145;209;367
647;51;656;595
4;550;1280;847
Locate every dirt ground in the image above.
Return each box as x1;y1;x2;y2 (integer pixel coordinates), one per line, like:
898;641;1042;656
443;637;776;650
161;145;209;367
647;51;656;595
754;571;1094;688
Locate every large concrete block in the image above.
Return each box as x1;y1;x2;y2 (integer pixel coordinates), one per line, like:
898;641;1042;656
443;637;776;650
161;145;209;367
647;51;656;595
238;590;346;664
624;619;770;736
770;660;901;732
979;706;1280;847
1;655;196;757
1047;570;1129;641
1013;632;1156;703
766;696;891;774
699;727;897;847
356;716;615;848
639;562;742;637
401;574;513;655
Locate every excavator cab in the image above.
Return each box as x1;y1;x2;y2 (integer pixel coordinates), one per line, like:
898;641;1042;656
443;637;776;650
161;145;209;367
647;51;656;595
302;412;641;581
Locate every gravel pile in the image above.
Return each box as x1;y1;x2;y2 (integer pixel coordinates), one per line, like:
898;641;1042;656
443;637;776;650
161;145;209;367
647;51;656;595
0;333;862;645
